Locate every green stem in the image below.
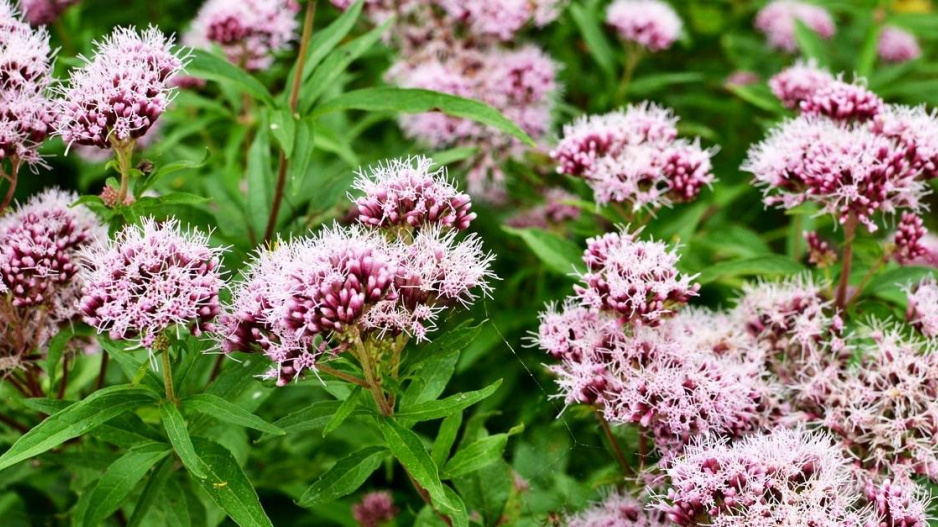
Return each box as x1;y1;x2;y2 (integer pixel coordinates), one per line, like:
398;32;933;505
161;350;177;406
111;139;136;204
596;411;632;477
835;215;858;310
614;44;643;106
0;159;21;216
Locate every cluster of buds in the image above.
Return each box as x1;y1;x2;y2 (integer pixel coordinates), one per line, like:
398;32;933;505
567;491;668;527
218;156;495;385
755;0;835;53
19;0;79;25
551;103;716;211
804;231;837;267
770;62;883;123
907;277;938;338
878;26;921;64
605;0;682;53
505;188;581;230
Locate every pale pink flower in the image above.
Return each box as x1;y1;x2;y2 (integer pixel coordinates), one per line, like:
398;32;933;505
575;230;699;325
907;277;938;339
0;12;53;89
185;0;300;71
800;77;884;122
863;474;930;527
605;0;682;52
567;491;669;527
657;429;870;526
534;299;625;363
79;217;224;349
56;26;184;149
871;104;938;180
879;26;921;64
804;231;837;267
506;188;581;229
769;59;834;109
435;0;562;40
742;115;926;232
352;491;398;527
351;156;475;231
755;0;836;53
893;212;931;264
19;0;79;25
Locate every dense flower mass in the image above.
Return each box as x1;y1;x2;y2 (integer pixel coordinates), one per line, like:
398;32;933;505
755;0;835;53
864;475;930;527
506;188;581;229
434;0;561;41
551;103;715;210
19;0;79;25
56;26;184;149
907;277;938;338
566;491;668;527
185;0;300;71
769;59;834;109
351;491;398;527
871;104;938;180
79;218;224;349
879;26;921;64
742;114;927;231
605;0;683;52
800;78;884;122
894;212;931;264
657;429;869;526
351;156;475;231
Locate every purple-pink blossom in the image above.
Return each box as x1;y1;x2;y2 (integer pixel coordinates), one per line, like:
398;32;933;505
755;0;836;53
893;212;930;264
769;59;834;109
19;0;79;25
864;474;930;527
879;26;921;64
79;217;224;349
56;26;184;149
185;0;300;71
567;491;669;527
605;0;683;52
907;277;938;339
804;231;837;267
352;491;398;527
434;0;561;41
871;104;938;180
800;77;884;122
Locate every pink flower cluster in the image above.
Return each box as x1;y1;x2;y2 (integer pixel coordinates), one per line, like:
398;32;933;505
800;77;884;122
351;491;398;527
657;429;870;526
551;103;716;210
743;114;931;232
755;0;836;53
893;212;931;264
879;26;921;64
769;59;834;109
79;217;224;349
19;0;79;25
804;231;837;267
56;26;184;149
907;277;938;339
863;475;930;527
219;156;494;384
605;0;682;52
0;4;55;168
185;0;300;71
566;491;668;527
506;188;581;229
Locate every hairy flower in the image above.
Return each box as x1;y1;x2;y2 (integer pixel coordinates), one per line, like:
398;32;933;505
742;115;925;232
575;230;698;325
351;156;475;231
352;491;398;527
871;104;938;180
879;26;921;64
800;78;884;122
56;26;184;149
755;0;835;53
804;231;837;267
19;0;79;25
907;277;938;339
605;0;683;52
434;0;561;40
185;0;300;71
567;491;669;527
0;188;103;309
894;212;931;264
79;217;224;349
864;475;930;527
769;59;834;109
657;429;869;526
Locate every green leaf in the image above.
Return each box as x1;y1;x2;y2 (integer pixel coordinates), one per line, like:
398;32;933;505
298;0;364;86
313;126;358;167
289;116;316;186
441;425;523;479
133;192;209;209
323;387;362;437
430;147;478;167
0;385;157;472
401;349;459;409
186;49;275;106
377;418;456;516
44;325;91;389
398;380;502;423
857;22;881;78
127;457;175;527
191;438;273;527
298;446;386;507
159;403;208;480
794;19;828;66
300;20;392;111
865;266;938;304
259;401;370;442
82;443;171;526
313;88;535;147
503;227;584;275
246;110;272;236
183;394;284;436
696;255;806;285
568;3;616;78
403;321;485;374
431;413;463;467
727;84;785;113
138;149;210;195
629;73;705;96
270;107;297;159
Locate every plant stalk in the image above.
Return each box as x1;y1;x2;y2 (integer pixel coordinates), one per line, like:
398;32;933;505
596;411;632;477
161;349;177;405
835;215;858;310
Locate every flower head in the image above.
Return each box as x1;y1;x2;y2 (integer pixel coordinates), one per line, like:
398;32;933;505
605;0;683;52
871;104;938;180
893;212;931;264
567;491;669;527
352;491;398;527
56;26;185;149
351;156;475;231
185;0;300;71
79;217;224;349
434;0;561;41
804;231;837;267
769;59;834;109
864;474;930;527
575;230;699;325
742;115;925;232
800;77;884;122
506;188;581;229
907;277;938;339
19;0;79;25
879;26;921;64
755;0;836;53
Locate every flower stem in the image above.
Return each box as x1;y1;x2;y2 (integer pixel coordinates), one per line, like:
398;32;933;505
96;353;109;390
161;349;177;405
264;0;317;243
835;216;858;310
614;44;643;106
57;354;70;399
316;363;370;388
111;139;136;204
0;159;21;216
596;411;632;476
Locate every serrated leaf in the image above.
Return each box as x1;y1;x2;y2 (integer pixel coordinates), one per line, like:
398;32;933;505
159;403;207;479
246;111;272;236
441;425;523;479
82;443;171;526
298;446;386;506
696;255;806;285
312;88;535;147
0;385;157;472
398;380;502;422
296;0;364;87
503;227;584;276
403;321;484;374
186;49;275;106
191;438;273;527
183;394;284;436
377;418;456;516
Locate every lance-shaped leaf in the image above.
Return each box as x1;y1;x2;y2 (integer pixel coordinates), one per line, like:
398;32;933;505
82;443;171;526
191;438;274;527
159;403;207;479
187;49;275;106
378;419;457;517
183;394;284;436
299;446;386;506
397;380;502;423
442;425;524;479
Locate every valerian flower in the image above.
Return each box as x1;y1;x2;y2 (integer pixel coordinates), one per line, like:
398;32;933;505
567;490;669;527
800;77;884;122
19;0;79;26
755;0;835;53
907;277;938;338
769;59;834;109
351;491;398;527
605;0;682;52
878;26;921;64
